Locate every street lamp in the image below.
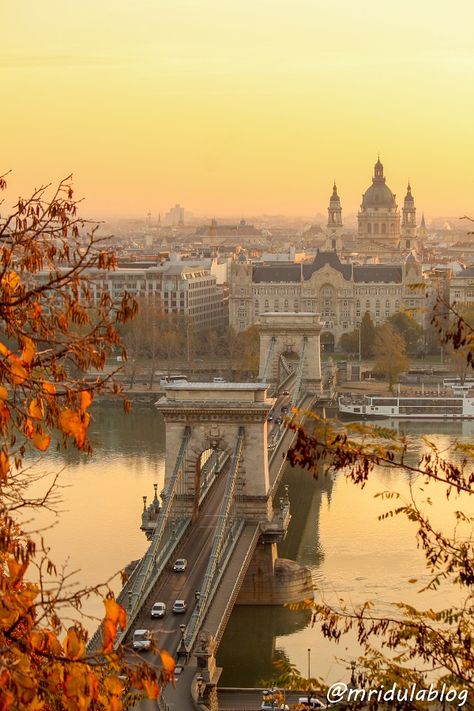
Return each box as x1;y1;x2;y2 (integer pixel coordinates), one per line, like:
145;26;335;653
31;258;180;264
195;591;201;609
307;648;311;681
178;623;188;661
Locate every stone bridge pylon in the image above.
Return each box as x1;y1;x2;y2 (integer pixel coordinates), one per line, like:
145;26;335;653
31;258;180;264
258;312;323;392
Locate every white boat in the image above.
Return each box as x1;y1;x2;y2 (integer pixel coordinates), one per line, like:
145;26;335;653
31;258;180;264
338;391;474;420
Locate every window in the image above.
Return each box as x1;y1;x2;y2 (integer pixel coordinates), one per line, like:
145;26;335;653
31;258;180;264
367;223;372;234
381;223;386;234
374;224;379;234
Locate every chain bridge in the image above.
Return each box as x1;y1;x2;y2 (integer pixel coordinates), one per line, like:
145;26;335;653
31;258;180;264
89;313;324;710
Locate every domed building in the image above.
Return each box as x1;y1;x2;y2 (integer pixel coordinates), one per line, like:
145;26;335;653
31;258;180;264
358;157;401;243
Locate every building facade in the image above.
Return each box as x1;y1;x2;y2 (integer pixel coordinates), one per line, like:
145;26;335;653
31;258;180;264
84;263;227;331
229;251;424;349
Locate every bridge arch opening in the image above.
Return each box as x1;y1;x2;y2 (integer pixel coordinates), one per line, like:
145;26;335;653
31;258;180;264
320;331;335;354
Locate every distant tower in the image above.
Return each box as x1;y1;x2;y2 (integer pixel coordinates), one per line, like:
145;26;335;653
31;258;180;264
325;182;343;251
401;182;417;249
146;211;152;228
418;213;427;241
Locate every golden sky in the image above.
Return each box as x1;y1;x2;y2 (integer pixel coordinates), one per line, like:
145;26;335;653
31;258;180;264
2;0;474;219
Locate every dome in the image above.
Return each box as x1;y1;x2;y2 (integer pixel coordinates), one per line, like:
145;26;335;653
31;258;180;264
361;182;397;209
361;158;397;210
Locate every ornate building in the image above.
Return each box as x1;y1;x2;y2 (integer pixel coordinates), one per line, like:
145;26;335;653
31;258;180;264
229;250;424;350
229;157;427;348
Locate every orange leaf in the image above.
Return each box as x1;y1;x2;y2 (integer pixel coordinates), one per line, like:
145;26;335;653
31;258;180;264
58;409;88;449
104;677;123;696
0;343;10;357
42;381;56;394
25;418;34;439
9;359;27;385
0;403;10;430
32;428;51;452
63;627;85;660
104;598;127;630
1;271;20;291
102;619;117;654
21;337;36;365
143;679;159;700
160;649;176;680
79;390;93;411
0;450;9;482
0;386;8;400
29;398;44;420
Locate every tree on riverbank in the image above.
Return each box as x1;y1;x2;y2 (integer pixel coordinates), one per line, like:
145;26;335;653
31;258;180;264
287;295;474;703
372;322;409;390
0;174;172;708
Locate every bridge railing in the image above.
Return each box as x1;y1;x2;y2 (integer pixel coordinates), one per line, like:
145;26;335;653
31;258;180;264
260;336;276;383
290;336;307;407
184;427;245;650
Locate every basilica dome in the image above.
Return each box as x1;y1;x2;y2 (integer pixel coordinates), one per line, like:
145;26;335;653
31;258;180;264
361;158;397;210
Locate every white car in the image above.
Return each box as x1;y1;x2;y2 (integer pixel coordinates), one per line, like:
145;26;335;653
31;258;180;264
173;558;187;572
132;629;152;651
172;599;187;614
150;602;166;618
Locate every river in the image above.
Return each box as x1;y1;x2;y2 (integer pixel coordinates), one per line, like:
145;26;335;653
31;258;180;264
21;404;473;687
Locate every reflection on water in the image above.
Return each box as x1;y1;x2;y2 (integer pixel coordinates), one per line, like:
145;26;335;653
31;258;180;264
218;417;473;686
21;404;472;686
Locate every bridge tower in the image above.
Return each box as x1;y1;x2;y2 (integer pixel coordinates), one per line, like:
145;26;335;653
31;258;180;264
258;312;323;392
157;383;274;521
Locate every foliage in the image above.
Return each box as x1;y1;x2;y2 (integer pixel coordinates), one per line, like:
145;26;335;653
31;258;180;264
339;329;359;356
287;403;473;705
0;174;174;709
372;323;409;390
360;311;375;358
387;311;423;355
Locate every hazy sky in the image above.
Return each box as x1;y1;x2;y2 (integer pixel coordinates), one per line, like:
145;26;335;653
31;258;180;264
2;1;474;219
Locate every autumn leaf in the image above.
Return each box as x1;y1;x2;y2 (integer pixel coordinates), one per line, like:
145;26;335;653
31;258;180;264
104;598;127;630
1;270;20;291
0;450;10;482
24;418;34;439
42;381;56;394
63;627;85;660
32;427;51;452
0;385;8;400
58;409;88;449
0;343;10;357
102;619;117;654
142;679;159;700
160;650;176;682
9;358;28;385
21;336;36;364
79;390;93;411
29;398;45;420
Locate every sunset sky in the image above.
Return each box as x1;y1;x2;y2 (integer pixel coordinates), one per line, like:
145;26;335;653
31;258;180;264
2;0;474;219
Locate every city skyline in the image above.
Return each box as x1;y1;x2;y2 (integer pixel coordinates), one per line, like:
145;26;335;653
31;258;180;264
2;0;474;218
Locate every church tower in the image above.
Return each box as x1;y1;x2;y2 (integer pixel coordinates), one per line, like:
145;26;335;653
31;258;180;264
401;182;417;249
325;182;343;251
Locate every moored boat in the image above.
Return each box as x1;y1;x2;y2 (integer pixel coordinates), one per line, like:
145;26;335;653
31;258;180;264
338;391;474;420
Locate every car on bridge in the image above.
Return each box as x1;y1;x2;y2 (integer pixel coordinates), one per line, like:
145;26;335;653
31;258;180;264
172;599;187;614
282;390;290;396
267;414;274;422
173;558;187;572
132;629;152;651
150;602;166;618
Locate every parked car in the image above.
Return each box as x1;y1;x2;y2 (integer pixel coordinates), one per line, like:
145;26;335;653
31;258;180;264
132;629;152;651
173;558;187;572
172;599;187;614
150;602;166;618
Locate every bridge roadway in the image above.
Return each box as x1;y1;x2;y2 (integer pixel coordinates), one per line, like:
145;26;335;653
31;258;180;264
131;387;316;710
